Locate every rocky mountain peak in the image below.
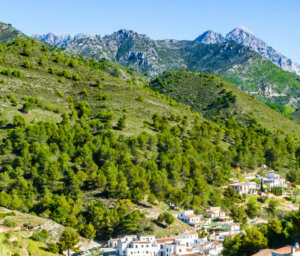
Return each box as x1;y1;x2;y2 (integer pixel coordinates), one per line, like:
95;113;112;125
32;32;95;47
226;26;255;43
0;22;24;43
194;30;225;44
109;29;149;40
229;26;253;35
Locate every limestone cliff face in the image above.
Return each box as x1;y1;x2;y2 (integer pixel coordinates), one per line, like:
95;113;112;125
225;27;300;75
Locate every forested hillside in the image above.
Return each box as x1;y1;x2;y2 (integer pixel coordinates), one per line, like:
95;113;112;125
149;70;300;135
0;38;299;244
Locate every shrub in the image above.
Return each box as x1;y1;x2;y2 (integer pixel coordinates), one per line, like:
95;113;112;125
0;212;16;219
57;91;64;97
22;46;32;57
68;59;78;68
21;102;33;113
136;95;144;101
47;104;55;111
30;229;49;242
39;55;47;67
23;58;33;68
3;219;17;228
47;243;59;253
8;94;18;106
48;66;55;74
12;70;23;78
96;92;109;100
81;88;89;97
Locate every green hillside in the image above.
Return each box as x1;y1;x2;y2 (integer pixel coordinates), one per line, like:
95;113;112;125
60;31;300;114
0;37;299;249
150;70;300;136
0;22;25;43
222;56;300;108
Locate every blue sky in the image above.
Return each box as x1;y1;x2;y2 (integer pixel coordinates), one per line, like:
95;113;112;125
2;0;300;63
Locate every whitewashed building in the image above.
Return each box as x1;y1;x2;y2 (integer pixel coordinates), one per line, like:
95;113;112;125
229;182;259;195
257;172;286;188
177;210;201;226
111;231;223;256
207;207;226;219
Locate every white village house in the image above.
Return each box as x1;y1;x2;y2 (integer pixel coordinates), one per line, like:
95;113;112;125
228;181;259;195
110;231;224;256
207;207;226;219
177;210;201;226
257;172;286;189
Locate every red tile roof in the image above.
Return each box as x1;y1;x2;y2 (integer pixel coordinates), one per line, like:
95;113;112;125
251;249;273;256
156;238;175;243
186;214;198;218
273;246;292;255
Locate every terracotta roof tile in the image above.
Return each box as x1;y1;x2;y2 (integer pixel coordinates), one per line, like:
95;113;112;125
273;246;292;255
156;238;175;243
186;214;198;218
251;249;273;256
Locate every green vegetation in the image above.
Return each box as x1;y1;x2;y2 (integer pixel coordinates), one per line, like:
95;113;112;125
223;210;300;256
0;22;25;43
150;70;300;136
58;228;80;256
157;212;175;228
30;229;49;242
3;219;17;227
0;37;298;249
222;56;300;110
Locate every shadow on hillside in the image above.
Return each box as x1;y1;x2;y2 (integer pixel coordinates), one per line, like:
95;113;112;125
153;220;167;229
0;124;15;130
135;201;152;209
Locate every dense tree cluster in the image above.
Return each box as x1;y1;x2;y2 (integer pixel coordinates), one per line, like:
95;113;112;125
223;209;300;256
0;101;297;239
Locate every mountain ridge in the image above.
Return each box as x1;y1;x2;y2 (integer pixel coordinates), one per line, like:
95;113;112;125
195;26;300;75
34;26;300;75
30;27;300;113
